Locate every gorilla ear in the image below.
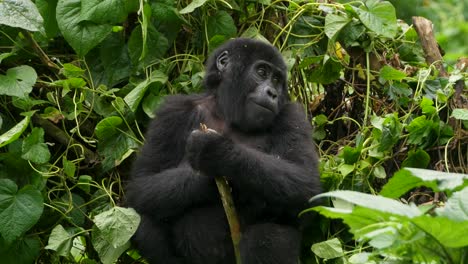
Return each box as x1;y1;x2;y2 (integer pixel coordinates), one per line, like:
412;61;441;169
216;51;229;71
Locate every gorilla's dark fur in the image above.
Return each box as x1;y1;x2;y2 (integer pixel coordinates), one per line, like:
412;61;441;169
126;38;321;264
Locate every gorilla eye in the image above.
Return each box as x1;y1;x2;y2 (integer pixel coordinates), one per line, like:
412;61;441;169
257;67;267;78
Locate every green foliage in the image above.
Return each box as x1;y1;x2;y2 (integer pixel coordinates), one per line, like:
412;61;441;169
0;0;466;263
309;169;468;263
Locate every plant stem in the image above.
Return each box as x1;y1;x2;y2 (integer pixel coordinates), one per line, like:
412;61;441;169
215;176;242;264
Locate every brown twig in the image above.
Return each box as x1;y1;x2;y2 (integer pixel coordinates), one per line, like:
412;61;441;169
23;31;60;71
412;16;448;77
199;123;242;264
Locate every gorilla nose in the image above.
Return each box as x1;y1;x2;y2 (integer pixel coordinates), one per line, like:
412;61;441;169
266;88;278;100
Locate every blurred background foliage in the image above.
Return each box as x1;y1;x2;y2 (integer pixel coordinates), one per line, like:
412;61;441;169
0;0;466;263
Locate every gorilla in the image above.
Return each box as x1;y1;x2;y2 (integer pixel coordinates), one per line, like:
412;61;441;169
126;38;321;264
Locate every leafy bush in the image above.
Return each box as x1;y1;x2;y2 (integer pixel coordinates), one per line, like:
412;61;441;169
0;0;466;263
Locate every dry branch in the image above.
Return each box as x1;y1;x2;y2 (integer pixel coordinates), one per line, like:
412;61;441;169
199;123;242;264
412;16;448;77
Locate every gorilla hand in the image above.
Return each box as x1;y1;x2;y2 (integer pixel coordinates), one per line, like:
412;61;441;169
186;125;232;174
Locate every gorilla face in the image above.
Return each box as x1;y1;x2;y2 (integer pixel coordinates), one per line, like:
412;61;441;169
207;39;288;132
242;60;285;131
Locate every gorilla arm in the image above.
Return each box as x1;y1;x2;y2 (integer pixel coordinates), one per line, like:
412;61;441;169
126;95;218;220
187;103;321;212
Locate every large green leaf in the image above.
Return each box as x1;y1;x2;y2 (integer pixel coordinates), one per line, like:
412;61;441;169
0;116;30;148
0;66;37;98
206;11;237;40
95;116;123;140
92;227;130;264
0;235;41;264
324;13;351;40
93;207;141;248
127;25;169;68
0;179;43;244
36;0;59;37
56;0;112;57
411;215;468;248
179;0;208;14
0;0;44;31
380;168;468;198
311;238;344;259
310;190;421;217
80;0;129;24
45;225;75;256
355;0;397;38
21;127;51;164
436;188;468;222
124;71;168;112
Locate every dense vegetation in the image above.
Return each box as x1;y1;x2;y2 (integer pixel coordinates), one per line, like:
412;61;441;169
0;0;466;263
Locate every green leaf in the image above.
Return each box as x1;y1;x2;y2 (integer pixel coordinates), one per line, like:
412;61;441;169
420;97;436;115
311;238;344;259
95;116;123;140
411;215;468;248
309;57;342;84
80;0;128;24
342;146;361;165
62;156;76;178
0;235;41;264
93;207;141;248
451;108;468;120
406;115;436;146
324;13;351;40
98;132;139;171
0;66;37;98
45;225;74;256
21;127;50;164
0;0;44;32
379;65;406;82
0;179;43;244
36;0;59;37
310;190;421;217
436;188;468;222
124;71;168;112
378;114;401;152
179;0;208;14
380;168;468;198
355;0;397;38
56;0;112;57
206;11;237;40
401;149;430;168
128;25;169;68
0;115;30;148
92;227;130;264
86;33;131;88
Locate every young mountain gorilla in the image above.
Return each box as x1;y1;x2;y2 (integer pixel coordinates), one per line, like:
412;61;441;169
126;38;321;264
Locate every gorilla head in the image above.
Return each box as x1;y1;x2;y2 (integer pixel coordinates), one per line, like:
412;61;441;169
204;38;289;132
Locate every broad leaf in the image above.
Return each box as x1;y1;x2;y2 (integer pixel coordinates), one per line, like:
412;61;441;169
0;235;41;264
411;215;468;248
355;0;397;38
21;127;51;164
80;0;129;24
0;66;37;98
0;115;30;148
451;108;468;120
311;238;344;259
56;0;112;57
0;0;44;32
324;13;351;40
124;71;168;112
92;227;130;264
310;190;421;217
45;225;75;256
179;0;208;14
93;207;141;248
95;116;123;140
380;168;468;198
206;11;237;40
0;179;43;244
379;65;406;82
435;188;468;222
36;0;59;37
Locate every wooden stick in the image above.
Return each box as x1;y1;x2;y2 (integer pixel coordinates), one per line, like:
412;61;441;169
412;16;448;77
199;124;242;264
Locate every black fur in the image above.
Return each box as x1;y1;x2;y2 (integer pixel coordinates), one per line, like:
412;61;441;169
126;38;321;264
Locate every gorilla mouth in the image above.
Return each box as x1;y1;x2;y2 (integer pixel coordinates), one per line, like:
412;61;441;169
253;101;275;113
